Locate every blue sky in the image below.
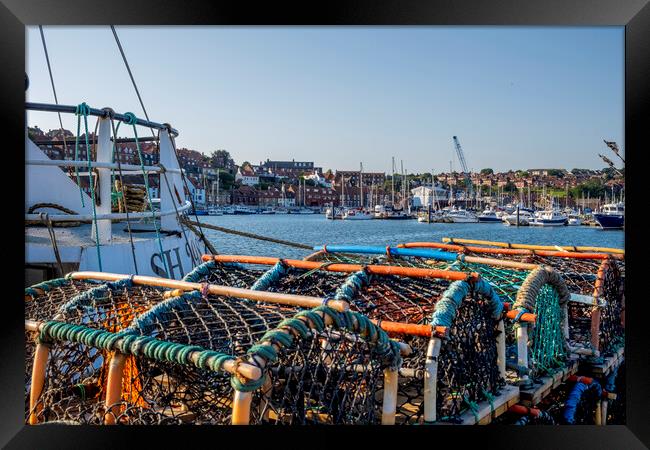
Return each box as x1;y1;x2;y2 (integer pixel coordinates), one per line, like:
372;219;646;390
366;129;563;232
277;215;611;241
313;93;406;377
26;26;624;173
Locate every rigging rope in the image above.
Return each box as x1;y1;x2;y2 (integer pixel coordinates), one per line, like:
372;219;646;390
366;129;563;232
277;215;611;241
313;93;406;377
182;218;312;250
110;26;156;139
108;114;139;274
38;26;68;156
115;114;169;276
75;103;102;271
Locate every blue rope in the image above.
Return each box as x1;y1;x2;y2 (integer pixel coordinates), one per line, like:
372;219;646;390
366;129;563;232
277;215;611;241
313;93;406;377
563;380;602;424
334;270;371;302
182;260;247;283
250;261;289;291
56;278;133;316
25;277;75;297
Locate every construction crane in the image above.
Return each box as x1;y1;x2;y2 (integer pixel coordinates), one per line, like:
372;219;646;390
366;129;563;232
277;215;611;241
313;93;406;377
452;136;473;197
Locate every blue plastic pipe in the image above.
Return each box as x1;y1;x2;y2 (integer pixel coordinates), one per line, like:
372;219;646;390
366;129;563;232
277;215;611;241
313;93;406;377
312;245;459;262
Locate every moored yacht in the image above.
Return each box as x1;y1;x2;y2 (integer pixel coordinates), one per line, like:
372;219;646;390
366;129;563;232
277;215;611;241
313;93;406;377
502;209;534;226
529;210;568;227
593;202;624;229
477;209;503;223
343;208;374;220
445;208;478;223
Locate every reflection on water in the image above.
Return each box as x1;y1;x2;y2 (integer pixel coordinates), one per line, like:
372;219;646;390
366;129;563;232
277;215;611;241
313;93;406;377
197;215;624;260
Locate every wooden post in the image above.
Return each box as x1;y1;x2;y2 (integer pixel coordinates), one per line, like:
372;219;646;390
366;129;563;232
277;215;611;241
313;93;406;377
595;399;602;425
516;324;529;384
104;352;127;425
381;368;399;425
601;398;608;425
423;337;442;422
28;343;50;425
496;320;506;380
231;390;253;425
590;307;602;353
92;117;113;244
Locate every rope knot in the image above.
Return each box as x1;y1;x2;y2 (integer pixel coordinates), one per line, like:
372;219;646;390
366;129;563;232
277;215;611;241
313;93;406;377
123;112;138;125
75;102;90;116
200;283;210;299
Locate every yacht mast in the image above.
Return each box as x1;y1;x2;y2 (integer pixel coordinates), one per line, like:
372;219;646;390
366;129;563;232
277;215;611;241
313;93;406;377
360;162;364;209
391;157;395;207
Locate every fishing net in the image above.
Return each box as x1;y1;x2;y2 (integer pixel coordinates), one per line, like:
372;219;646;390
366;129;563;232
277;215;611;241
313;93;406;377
182;260;264;288
26;279;400;425
511;267;571;380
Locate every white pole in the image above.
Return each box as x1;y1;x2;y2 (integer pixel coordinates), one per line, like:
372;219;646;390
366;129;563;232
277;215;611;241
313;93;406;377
381;368;399;425
496;320;506;380
92;117;113;244
423;337;441;422
159;129;185;230
516;324;529;384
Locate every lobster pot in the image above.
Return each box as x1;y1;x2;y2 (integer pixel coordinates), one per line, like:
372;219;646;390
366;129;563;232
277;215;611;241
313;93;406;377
182;260;266;288
28;288;401;425
197;256;508;424
25;279;178;423
25;278;104;411
426;242;625;355
510;266;572;380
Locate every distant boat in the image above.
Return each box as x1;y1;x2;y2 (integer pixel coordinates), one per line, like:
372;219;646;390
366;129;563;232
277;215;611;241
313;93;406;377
567;214;582;226
446;208;478;223
207;206;223;216
259;207;275;215
275;207;289;214
502;210;533;226
233;205;255;215
296;207;316;215
325;207;343;220
374;204;410;220
593;202;624;229
191;206;209;216
343;208;374;220
477;209;503;223
529;210;568;227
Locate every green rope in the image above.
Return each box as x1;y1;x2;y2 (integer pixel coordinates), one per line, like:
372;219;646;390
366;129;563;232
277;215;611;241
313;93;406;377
117;113;169;276
37;320;234;373
75;103;103;271
463;394;480;424
232;306;402;393
25;277;73;297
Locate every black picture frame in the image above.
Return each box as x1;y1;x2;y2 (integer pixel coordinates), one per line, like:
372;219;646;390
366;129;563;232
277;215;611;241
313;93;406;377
2;0;648;448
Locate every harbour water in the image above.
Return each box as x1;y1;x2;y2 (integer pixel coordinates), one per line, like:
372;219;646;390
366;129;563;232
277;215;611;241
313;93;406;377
198;214;625;260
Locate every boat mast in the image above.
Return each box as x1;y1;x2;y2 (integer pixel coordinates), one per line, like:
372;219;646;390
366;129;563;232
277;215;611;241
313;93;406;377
400;159;406;211
391;157;395;207
360;162;364;209
216;169;220;206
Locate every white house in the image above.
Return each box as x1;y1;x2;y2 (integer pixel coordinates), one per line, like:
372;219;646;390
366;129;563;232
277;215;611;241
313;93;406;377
235;165;260;186
187;177;206;206
411;184;449;208
305;172;332;188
